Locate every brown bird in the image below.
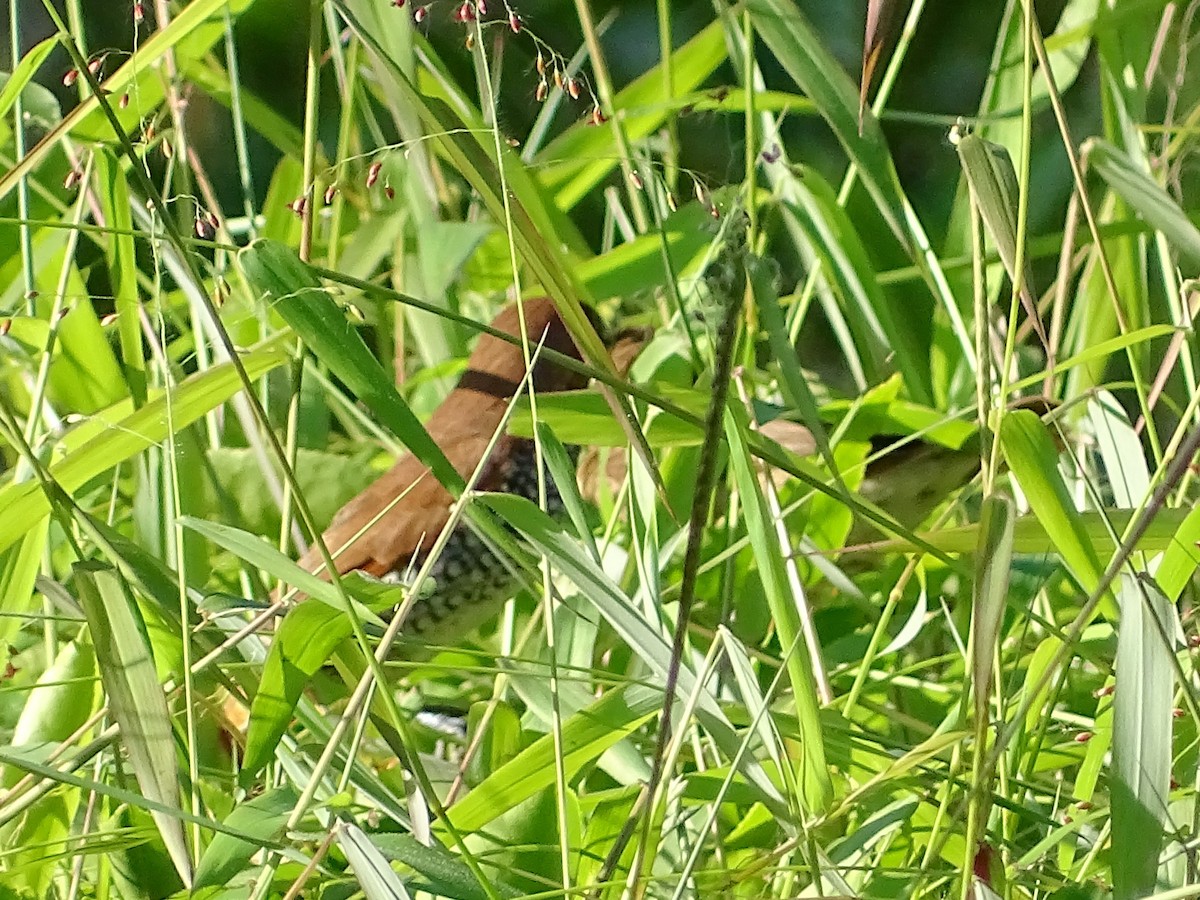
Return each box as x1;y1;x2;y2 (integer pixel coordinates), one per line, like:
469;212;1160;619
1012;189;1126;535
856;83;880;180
296;298;592;643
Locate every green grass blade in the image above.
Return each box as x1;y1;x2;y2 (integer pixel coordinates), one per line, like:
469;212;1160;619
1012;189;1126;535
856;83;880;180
238;238;463;494
724;406;831;812
999;410;1106;603
193;786;298;889
444;684;659;833
0;37;58;122
74;562;192;887
1111;574;1175;899
1087;139;1200;272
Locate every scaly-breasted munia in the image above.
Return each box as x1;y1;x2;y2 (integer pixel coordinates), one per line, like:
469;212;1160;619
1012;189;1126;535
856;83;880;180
296;297;590;642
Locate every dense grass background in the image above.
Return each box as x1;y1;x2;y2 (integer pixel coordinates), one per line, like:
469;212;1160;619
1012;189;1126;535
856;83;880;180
1;0;1199;897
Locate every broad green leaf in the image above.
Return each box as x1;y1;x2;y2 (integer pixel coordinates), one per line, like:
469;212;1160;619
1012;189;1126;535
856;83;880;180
241;601;353;781
1021;637;1064;736
1036;0;1101;100
6;638;97;785
1088;391;1149;509
370;832;522;900
575;201;722;303
508;386;706;447
536;420;598;562
1153;504;1200;602
1007;325;1176;394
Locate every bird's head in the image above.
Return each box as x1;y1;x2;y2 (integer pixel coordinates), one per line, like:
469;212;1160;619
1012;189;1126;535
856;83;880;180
456;297;595;399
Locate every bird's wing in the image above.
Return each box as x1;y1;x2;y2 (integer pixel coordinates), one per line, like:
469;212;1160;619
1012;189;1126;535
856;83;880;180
296;429;516;580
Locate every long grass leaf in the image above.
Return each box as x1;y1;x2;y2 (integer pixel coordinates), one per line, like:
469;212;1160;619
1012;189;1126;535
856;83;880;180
74;563;192;887
1111;574;1175;899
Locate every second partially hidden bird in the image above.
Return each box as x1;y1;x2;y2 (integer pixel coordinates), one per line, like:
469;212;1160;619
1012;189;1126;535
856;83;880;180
294;298;591;644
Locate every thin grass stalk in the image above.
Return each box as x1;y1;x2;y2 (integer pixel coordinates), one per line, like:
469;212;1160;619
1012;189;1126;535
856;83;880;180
10;0;35;315
1045;191;1081;397
629;226;746;889
162;356;201;868
276;357;305;561
741;9;757;240
572;0;647;231
992;0;1036;486
468;15;575;890
21;159;89;449
321;3;358;268
1027;16;1161;463
656;0;679;192
299;0;322;261
222;4;259;237
152;0;195;236
24;173;93;667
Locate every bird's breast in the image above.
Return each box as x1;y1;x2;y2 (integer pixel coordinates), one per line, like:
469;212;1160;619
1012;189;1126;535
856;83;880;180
383;439;576;645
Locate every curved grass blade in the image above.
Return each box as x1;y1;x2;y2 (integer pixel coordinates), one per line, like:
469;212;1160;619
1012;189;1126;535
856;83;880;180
972;495;1014;725
956;132;1045;343
724;407;831;812
238;239;462;495
1087;138;1200;272
339;822;409;899
444;684;660;833
866;506;1190;557
0;37;58;122
370;832;522;900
